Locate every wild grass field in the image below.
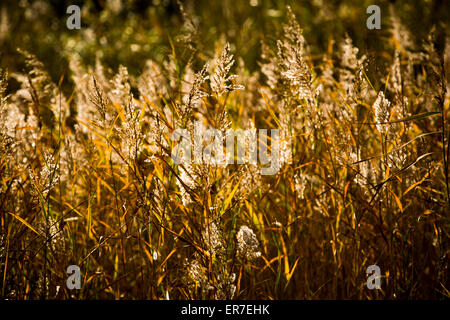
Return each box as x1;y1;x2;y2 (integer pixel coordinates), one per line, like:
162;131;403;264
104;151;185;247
0;0;449;299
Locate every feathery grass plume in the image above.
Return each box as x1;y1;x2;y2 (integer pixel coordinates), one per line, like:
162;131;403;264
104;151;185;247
260;6;311;171
294;171;307;200
186;220;236;299
235;161;262;200
28;151;59;197
37;213;64;253
259;41;281;93
340;36;361;70
236;225;260;261
186;254;208;290
373;91;391;135
115;69;145;162
59;130;85;188
5;94;41;171
276;7;313;104
138;60;171;158
89;77;115;131
214;272;236;300
121;101;143;161
110;65;131;106
210;42;244;96
203;221;223;256
339;35;367;102
180;62;209;125
16;49;69;129
176;153;197;207
17;49;54;97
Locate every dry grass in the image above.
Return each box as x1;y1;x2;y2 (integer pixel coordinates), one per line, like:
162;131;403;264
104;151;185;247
0;3;449;300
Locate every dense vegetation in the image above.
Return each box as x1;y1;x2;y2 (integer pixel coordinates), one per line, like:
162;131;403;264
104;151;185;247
0;0;449;299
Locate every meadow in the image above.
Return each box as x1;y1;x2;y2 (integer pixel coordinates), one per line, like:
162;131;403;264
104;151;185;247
0;0;449;299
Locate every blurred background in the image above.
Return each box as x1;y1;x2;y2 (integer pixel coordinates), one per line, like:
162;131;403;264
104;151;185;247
0;0;449;95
